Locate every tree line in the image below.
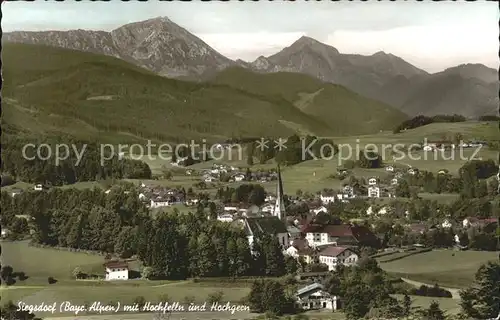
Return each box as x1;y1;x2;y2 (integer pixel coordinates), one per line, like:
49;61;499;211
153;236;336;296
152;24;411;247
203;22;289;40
246;134;337;166
393;114;466;133
1;186;298;279
1;136;151;186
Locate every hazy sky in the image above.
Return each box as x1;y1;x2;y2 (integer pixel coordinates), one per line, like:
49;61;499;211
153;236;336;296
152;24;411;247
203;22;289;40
2;1;498;72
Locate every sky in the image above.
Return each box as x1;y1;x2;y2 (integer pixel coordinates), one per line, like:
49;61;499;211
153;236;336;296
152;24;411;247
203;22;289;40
2;1;498;73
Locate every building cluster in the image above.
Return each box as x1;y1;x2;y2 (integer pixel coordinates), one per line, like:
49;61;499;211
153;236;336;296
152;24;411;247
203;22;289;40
199;164;278;184
136;183;185;208
422;139;488;151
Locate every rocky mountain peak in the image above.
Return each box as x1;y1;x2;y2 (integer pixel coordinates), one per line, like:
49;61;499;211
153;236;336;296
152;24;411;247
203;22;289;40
286;35;340;55
3;16;234;79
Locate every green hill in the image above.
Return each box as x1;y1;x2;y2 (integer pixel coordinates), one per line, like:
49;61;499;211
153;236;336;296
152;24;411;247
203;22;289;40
3;43;407;143
213;67;409;135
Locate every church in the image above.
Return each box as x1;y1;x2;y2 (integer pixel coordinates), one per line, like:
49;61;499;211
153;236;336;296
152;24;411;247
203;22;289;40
243;165;290;248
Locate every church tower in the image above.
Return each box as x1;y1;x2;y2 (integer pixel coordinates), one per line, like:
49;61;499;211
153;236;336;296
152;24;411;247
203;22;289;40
273;164;286;220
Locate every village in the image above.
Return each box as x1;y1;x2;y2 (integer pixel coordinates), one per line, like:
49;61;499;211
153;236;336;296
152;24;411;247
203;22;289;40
41;158;493;315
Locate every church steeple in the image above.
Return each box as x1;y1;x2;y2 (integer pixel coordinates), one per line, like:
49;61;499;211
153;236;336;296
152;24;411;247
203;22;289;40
273;164;286;220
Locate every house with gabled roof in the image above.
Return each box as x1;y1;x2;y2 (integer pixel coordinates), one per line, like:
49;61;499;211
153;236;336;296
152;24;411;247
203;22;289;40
303;224;380;248
104;261;129;281
318;246;359;271
243;216;290;249
295;283;339;311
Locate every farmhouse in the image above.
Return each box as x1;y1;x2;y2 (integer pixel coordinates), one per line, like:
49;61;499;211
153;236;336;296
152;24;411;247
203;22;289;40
243;216;290;249
295;283;339;311
234;174;245;182
318;246;359;271
217;213;234;223
303;224;379;248
368;177;378;185
311;205;328;215
104;261;129;281
367;185;380;198
150;196;175;208
320;192;335;204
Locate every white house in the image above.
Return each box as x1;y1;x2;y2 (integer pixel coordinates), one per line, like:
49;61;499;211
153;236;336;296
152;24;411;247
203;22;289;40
318;246;359;271
320;194;335;205
261;203;274;213
34;184;44;191
150;198;172;208
104;261;129;281
312;206;328;215
295;283;339;311
385;166;394;172
368;178;378;186
366;206;374;216
265;195;276;202
224;204;239;212
204;176;215;183
234;174;245;182
217;213;234;223
367;186;380;198
391;178;398;185
408;168;416;175
441;219;453;229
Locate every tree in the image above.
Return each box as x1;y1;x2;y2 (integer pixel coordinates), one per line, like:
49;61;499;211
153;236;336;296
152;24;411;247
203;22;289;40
72;267;83;280
395;180;411;198
422;301;446;320
248;280;265;313
403;294;412;317
460;261;500;319
1;265;14;280
208;202;217;220
284;256;299;275
207;290;224;304
141;266;153;280
0;301;41;320
357;150;382;169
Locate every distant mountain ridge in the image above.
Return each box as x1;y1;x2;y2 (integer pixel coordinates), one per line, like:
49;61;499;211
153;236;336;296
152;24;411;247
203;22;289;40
4;16;498;118
4;17;234;79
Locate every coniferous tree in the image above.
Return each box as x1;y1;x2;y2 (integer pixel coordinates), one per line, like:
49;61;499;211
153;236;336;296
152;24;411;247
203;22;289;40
460;261;500;319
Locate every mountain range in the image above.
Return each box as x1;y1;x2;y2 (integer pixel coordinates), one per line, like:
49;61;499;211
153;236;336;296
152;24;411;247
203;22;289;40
2;43;407;143
3;16;498;118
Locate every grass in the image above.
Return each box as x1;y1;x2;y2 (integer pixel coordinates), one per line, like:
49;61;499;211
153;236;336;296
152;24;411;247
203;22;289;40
2;43;407;144
1;241;106;281
380;249;498;288
0;241;251;317
392;294;461;315
213;67;408;136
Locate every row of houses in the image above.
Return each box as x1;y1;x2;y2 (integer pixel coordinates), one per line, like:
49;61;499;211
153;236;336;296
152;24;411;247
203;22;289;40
422;140;488;151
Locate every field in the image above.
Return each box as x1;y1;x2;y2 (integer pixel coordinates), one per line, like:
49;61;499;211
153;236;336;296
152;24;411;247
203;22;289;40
378;249;498;288
1;241;252;317
2;242;488;319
